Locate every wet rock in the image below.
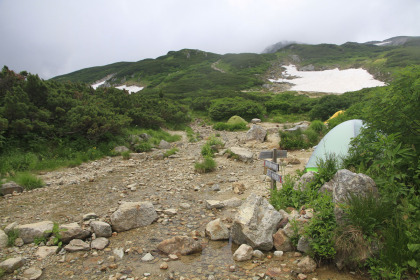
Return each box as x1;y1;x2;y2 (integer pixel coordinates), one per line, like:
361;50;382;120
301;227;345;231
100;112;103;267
246;124;267;142
23;267;43;280
60;222;91;243
90;221;112;238
233;244;253;261
0;257;25;273
160;262;168;270
297;255;317;273
110;201;157;232
113;248;124;259
35;246;59;259
1;181;23;195
0;229;7;248
16;221;53;244
64;239;90;252
205;218;230;240
231;193;282;250
91;237;109;250
273;229;293;252
229;147;254;163
266;267;282;277
157;236;203;255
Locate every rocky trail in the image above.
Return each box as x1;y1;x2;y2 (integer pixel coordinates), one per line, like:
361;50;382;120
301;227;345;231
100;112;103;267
0;123;367;280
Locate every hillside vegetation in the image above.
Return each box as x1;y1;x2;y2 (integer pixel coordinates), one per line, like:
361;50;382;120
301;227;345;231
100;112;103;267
1;38;419;279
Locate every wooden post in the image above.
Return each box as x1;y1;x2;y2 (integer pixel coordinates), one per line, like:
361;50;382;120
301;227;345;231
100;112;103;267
271;148;277;190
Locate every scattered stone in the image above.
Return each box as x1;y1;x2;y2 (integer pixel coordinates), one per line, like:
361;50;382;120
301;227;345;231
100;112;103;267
159;140;171;149
232;182;246;194
90;221;112;238
0;229;7;248
83;213;99;221
252;250;264;259
114;146;130;154
229;147;254;163
16;221;53;244
64;239;90;252
179;203;191;209
141;253;155;262
205;218;230;240
0;257;25;273
266;267;282;277
233;244;253;261
222;197;243;208
110;201;158;232
163;208;178;216
160;262;169;270
35;246;59;259
297;255;317;273
246;124;267;142
60;222;91;243
157;236;203;255
274;250;284;257
91;237;110;250
231;194;282;251
211;184;220;192
273;229;293;252
1;181;23;195
14;237;24;247
205;200;224;209
298;273;308;280
23;267;43;280
168;254;179;260
113;248;124;259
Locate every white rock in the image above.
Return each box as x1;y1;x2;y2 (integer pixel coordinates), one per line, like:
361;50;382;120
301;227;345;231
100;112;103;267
233;244;253;261
205;218;230;240
141;253;155;262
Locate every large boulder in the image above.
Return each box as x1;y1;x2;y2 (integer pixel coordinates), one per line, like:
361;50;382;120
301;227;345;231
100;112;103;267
1;181;23;195
231;194;282;251
17;221;53;244
205;218;230;240
157;236;203;255
330;169;378;204
60;222;91;243
110;201;157;232
229;147;254;163
245;124;267;142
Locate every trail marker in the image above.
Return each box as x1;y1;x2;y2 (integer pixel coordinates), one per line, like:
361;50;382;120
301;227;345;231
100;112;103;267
259;148;287;189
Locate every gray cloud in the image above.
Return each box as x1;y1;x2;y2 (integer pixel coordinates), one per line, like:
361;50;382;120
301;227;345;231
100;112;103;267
1;0;419;79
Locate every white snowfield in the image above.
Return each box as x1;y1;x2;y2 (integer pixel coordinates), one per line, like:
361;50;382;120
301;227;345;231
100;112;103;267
91;80;144;94
269;65;386;94
115;85;144;94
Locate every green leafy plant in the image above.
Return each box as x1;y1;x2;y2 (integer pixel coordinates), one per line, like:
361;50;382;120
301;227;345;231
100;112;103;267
121;150;131;160
6;228;19;247
13;172;44;190
45;222;67;247
194;156;217;173
163;147;178;158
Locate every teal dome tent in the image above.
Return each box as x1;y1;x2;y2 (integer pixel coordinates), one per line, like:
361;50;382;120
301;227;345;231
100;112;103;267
305;119;364;172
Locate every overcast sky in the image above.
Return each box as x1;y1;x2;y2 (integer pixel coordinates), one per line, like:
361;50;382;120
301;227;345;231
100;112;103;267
1;0;419;79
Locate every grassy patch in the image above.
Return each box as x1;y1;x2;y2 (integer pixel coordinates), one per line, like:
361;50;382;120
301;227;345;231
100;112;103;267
194;156;217;173
163;147;179;158
12;172;44;190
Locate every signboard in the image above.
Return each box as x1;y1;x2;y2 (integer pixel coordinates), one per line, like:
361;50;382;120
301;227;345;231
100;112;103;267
264;160;279;171
259;150;287;159
267;169;282;183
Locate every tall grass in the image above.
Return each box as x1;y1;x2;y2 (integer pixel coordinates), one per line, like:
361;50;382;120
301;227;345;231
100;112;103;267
12;172;44;190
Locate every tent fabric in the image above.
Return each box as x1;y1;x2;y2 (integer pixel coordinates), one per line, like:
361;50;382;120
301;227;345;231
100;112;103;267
306;119;364;172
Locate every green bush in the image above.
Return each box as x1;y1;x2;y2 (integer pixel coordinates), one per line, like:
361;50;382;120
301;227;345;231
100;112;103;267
121;150;131;160
13;172;44;190
163;147;178;158
309;120;327;133
134;142;152;152
213;122;247;131
279;129;310;150
194;156;217;173
7;228;19;247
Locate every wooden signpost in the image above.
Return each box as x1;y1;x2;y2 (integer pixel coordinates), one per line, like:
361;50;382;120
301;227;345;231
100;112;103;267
259;148;287;189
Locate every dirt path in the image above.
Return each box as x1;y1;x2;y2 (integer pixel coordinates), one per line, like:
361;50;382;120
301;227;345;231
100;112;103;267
0;124;366;280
